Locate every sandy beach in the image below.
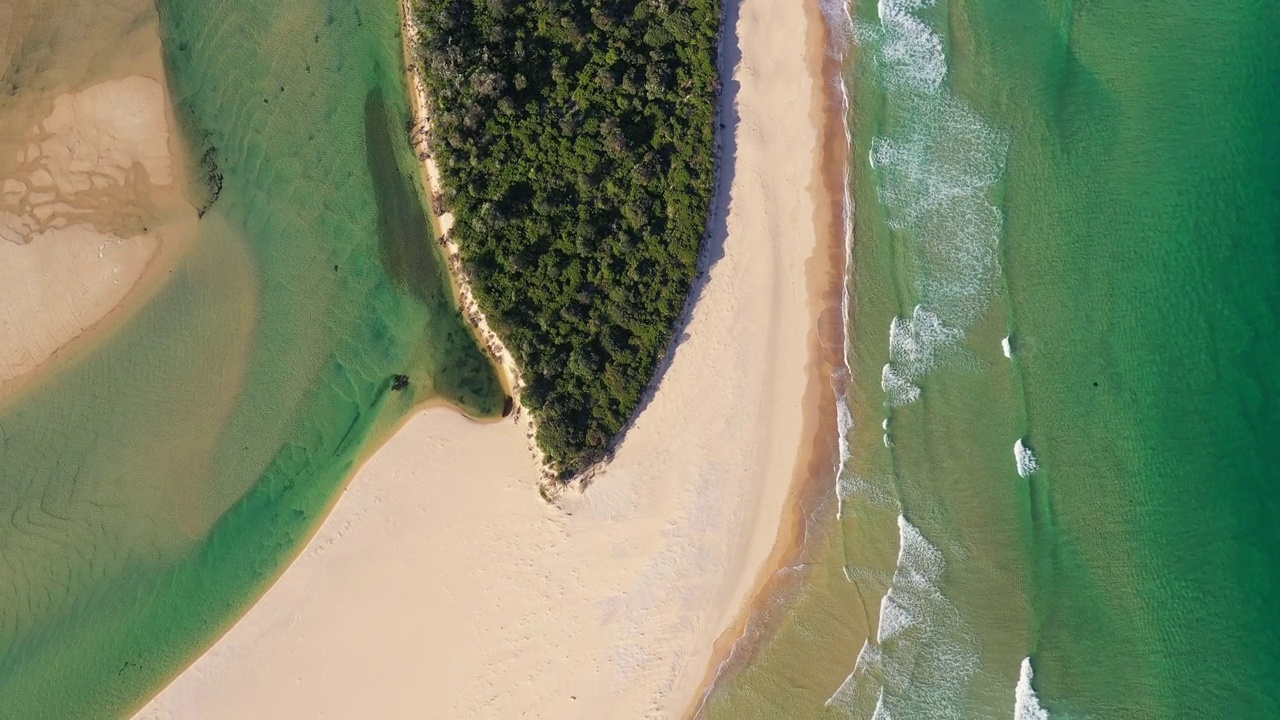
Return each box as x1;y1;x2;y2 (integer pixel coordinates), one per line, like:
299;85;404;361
137;0;835;716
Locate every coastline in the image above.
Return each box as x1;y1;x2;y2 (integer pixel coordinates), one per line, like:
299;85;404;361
137;0;829;716
685;0;852;713
398;0;552;484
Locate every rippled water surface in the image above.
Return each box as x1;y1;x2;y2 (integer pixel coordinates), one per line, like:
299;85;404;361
0;0;503;715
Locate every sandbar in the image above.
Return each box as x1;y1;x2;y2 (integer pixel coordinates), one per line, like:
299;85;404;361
0;2;197;401
136;0;831;716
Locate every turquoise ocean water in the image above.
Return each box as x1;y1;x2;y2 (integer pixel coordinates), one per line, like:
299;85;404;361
705;0;1280;716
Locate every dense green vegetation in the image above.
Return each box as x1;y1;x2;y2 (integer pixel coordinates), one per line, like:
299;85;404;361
411;0;720;475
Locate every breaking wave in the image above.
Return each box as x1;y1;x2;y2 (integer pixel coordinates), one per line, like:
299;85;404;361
1015;657;1050;720
881;305;964;405
1015;437;1039;478
827;517;981;718
829;0;1013;712
835;395;856;519
861;0;1008;407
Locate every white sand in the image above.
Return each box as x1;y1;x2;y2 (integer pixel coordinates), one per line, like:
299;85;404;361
137;0;825;716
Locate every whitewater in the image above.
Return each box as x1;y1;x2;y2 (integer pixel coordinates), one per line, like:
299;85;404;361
822;0;1043;713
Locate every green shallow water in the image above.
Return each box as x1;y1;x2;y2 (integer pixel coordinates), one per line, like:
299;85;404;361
0;0;503;716
705;0;1279;717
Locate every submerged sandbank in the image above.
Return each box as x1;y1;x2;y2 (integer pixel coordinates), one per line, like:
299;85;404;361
137;0;829;716
0;0;510;714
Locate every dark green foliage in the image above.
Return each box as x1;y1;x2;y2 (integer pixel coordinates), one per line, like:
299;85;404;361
412;0;720;476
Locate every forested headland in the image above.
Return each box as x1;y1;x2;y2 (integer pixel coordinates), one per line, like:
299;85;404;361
410;0;720;476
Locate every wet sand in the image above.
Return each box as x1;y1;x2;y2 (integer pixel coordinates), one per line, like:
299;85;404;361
0;0;196;401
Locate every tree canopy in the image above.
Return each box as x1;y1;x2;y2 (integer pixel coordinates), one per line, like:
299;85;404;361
412;0;720;476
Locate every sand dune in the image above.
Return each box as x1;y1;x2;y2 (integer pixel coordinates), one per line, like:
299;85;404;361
137;0;828;716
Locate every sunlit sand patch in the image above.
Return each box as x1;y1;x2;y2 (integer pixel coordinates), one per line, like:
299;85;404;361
0;74;195;391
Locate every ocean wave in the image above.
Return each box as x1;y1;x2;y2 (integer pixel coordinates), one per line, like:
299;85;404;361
830;0;1004;712
871;0;946;92
825;640;881;710
830;517;981;718
835;394;855;518
881;305;963;405
826;639;888;715
820;0;857;54
829;0;857;518
872;688;891;720
861;0;1009;408
876;516;944;642
864;84;1005;330
1015;657;1050;720
1014;437;1039;478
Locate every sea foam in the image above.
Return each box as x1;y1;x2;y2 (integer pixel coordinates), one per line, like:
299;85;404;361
1015;657;1050;720
832;0;1003;713
834;395;855;519
863;0;1008;407
848;516;980;718
881;305;963;405
876;516;944;642
872;688;892;720
1014;437;1039;478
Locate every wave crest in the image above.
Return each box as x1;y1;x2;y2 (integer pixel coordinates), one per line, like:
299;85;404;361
829;517;981;718
1015;437;1039;478
1015;657;1050;720
881;305;963;405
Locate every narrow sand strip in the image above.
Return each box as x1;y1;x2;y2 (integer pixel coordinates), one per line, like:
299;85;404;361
136;0;826;716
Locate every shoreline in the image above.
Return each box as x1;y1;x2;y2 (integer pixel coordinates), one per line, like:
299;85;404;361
138;0;829;715
397;0;553;485
685;0;853;713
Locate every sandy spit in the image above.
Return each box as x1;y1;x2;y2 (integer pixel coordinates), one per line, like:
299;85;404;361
136;0;831;716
